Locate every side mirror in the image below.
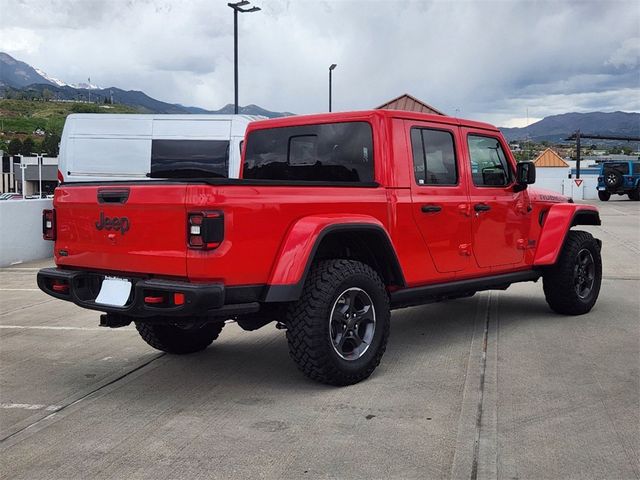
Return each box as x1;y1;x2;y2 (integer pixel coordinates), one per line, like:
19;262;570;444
514;161;536;191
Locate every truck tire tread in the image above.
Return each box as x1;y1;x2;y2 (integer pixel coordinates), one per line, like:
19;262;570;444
543;230;602;315
285;259;390;386
135;321;224;354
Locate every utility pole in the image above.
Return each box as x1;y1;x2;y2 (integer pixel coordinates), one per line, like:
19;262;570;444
228;1;261;114
575;130;581;179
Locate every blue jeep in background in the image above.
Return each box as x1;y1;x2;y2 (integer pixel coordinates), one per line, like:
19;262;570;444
597;160;640;201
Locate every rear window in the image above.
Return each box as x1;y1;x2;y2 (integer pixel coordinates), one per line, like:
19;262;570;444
150;140;229;178
243;122;374;183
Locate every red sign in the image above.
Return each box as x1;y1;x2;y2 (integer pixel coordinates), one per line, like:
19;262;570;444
574;179;583;187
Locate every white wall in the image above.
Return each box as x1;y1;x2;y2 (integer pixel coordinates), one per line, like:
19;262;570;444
0;199;53;267
533;167;602;200
534;167;571;195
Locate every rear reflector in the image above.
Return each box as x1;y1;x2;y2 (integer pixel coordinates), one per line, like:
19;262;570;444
173;293;185;305
51;280;69;293
144;296;165;304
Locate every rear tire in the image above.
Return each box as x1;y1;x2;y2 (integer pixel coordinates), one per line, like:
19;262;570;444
598;191;610;201
543;230;602;315
135;320;224;354
285;259;390;386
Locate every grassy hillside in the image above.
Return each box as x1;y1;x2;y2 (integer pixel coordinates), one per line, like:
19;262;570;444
0;99;140;137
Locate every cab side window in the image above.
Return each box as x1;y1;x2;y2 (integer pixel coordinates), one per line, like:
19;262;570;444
410;128;457;185
467;135;512;187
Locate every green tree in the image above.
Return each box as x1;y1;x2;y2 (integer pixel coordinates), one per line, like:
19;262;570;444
21;137;35;155
8;138;22;155
622;146;632;156
42;133;61;157
0;138;8;153
42;88;53;101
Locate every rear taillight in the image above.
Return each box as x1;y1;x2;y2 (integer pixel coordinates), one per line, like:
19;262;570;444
43;209;56;240
188;211;224;250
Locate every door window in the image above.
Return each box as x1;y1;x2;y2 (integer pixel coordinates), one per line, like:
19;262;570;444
467;135;512;187
410;128;457;185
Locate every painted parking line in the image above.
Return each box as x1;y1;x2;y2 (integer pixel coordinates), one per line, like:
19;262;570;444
0;325;133;332
0;404;61;412
0;289;40;292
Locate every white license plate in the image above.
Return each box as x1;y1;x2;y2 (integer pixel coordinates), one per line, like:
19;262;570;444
95;277;132;307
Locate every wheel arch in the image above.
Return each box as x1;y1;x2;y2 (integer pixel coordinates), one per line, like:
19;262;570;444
534;204;601;266
264;216;405;302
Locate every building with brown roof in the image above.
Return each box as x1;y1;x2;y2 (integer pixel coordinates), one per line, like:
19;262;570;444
376;94;445;115
533;148;570;168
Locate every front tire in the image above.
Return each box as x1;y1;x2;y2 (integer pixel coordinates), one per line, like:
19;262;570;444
135;320;224;354
543;230;602;315
629;187;640;201
285;259;390;386
598;191;610;201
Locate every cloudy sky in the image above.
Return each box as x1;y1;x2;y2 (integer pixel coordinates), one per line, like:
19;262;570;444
1;0;638;126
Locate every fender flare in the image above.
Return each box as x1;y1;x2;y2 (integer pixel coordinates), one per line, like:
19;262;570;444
534;204;601;266
263;214;404;302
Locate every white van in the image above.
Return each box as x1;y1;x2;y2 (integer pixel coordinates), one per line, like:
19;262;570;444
58;114;263;182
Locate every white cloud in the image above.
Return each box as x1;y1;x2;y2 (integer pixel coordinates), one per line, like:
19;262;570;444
0;27;43;54
607;37;640;69
0;0;638;126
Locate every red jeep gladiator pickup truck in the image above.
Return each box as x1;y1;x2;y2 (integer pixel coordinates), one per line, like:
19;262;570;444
38;110;602;385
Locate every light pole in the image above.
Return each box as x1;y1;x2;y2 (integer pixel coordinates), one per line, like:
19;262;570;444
329;64;337;112
228;1;261;115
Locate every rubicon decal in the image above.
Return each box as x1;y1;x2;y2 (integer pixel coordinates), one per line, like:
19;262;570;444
95;212;130;235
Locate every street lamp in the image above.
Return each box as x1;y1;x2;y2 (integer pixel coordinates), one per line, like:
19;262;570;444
329;64;337;112
228;1;261;114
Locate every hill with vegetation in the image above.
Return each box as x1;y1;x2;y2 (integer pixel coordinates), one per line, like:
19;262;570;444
0;99;139;156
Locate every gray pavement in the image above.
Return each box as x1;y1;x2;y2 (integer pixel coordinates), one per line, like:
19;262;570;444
1;199;638;479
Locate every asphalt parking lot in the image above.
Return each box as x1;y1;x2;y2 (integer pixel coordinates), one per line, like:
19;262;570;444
1;199;638;480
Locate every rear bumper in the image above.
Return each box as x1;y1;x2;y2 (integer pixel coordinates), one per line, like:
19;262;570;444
37;268;258;318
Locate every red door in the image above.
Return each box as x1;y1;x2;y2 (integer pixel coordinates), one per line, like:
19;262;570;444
462;129;529;268
406;121;472;274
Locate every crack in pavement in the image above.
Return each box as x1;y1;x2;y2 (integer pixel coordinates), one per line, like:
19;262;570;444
471;293;491;480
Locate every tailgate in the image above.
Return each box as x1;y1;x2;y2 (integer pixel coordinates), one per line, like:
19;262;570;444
54;184;188;277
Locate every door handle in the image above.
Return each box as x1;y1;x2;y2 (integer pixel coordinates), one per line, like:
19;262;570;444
97;188;130;204
474;203;491;212
421;204;442;213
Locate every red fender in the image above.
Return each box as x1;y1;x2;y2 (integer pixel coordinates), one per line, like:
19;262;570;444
534;204;600;266
267;214;387;286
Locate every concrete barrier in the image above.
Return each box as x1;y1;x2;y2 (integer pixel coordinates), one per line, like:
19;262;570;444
0;199;53;267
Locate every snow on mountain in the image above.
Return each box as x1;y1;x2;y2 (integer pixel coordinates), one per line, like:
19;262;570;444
33;67;68;87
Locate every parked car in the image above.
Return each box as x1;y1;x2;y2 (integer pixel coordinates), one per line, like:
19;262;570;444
58;114;263;183
38;110;602;385
597;160;640;201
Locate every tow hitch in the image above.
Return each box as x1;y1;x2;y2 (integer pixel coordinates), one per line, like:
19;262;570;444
99;314;132;328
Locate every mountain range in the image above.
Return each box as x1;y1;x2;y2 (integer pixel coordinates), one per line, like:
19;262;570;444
1;52;638;140
500;111;640;143
0;52;292;118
